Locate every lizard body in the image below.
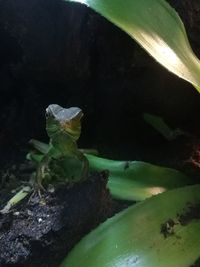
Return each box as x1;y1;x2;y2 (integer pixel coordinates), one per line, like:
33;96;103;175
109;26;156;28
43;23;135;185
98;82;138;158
36;104;89;189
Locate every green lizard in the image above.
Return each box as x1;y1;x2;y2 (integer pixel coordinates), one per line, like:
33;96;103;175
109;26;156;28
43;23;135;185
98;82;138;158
35;104;89;190
0;104;89;212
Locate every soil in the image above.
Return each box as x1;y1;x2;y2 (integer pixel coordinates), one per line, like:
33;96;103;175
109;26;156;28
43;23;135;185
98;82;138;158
0;0;200;266
160;206;200;267
160;202;200;239
160;202;200;267
160;218;177;238
0;169;130;267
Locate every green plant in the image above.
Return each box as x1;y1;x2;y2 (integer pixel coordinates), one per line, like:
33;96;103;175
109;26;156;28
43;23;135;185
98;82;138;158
66;0;200;92
1;104;89;213
143;113;186;141
2;1;200;264
28;140;192;202
29;137;200;267
60;185;200;267
58;0;200;266
87;153;192;201
0;186;31;214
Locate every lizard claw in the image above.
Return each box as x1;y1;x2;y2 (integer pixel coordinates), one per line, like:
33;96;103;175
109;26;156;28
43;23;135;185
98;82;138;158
29;181;46;203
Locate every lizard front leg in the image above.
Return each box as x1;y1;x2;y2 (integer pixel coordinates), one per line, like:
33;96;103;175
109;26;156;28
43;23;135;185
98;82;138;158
76;151;89;180
34;154;50;196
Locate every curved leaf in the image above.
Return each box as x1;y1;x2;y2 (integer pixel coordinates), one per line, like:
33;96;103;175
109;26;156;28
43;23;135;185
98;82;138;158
66;0;200;92
60;185;200;267
143;113;185;141
86;154;192;201
28;141;194;201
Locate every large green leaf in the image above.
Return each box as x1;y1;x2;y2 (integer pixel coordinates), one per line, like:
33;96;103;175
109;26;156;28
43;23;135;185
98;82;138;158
66;0;200;92
60;185;200;267
87;154;192;201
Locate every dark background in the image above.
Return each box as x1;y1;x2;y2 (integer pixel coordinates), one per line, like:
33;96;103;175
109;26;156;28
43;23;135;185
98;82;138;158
0;0;200;167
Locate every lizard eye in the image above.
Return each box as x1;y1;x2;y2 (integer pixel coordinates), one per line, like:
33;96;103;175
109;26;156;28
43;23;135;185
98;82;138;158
46;107;54;119
46;104;61;119
46;111;51;119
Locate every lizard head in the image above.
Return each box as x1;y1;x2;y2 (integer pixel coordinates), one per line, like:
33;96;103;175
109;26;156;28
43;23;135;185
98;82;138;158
46;104;83;141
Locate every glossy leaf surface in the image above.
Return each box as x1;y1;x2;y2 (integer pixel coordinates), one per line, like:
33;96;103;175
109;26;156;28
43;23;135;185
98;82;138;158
60;185;200;267
28;140;192;202
66;0;200;92
87;154;192;201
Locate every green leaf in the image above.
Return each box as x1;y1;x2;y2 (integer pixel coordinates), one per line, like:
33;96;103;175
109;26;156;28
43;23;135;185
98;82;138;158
86;154;192;201
28;140;193;201
60;184;200;267
66;0;200;92
0;186;31;214
26;152;44;163
29;139;49;154
143;113;185;141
